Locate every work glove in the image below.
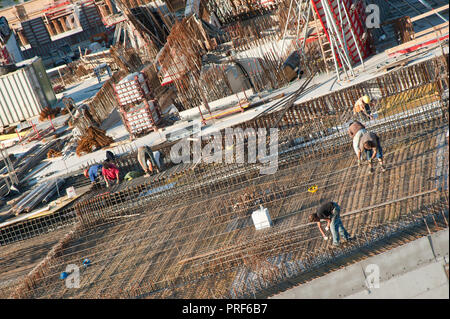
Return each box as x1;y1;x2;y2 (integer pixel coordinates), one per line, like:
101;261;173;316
323;236;328;240
325;226;329;231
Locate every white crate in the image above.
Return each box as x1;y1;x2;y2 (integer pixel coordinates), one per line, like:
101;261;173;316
251;206;273;230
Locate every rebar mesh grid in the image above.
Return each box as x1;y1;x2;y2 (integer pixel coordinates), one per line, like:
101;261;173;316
5;119;448;298
0;53;448;299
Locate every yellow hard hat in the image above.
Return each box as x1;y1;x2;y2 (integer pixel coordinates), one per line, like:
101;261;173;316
362;95;370;104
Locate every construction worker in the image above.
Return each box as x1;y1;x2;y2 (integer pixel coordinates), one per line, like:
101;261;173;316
348;120;367;162
137;146;164;177
101;161;120;187
309;201;352;246
358;131;386;173
353;95;374;121
105;150;116;163
84;164;103;183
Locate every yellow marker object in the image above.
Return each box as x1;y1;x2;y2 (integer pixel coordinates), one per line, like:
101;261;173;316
308;185;318;193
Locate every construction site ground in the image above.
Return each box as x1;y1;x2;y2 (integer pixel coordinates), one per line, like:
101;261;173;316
0;1;449;299
1;87;448;297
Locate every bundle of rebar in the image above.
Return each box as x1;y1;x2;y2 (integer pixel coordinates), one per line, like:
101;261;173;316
110;45;144;73
39;107;61;122
11;178;65;216
204;0;279;24
75;127;114;157
47;149;63;158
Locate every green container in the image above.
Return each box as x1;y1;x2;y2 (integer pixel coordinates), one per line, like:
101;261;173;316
29;57;57;106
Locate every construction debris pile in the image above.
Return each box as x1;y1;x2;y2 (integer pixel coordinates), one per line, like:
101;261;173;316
50;51;117;88
47;149;63;159
110;46;144;73
80;0;374;126
203;0;280;24
149;0;374;113
75;126;114;157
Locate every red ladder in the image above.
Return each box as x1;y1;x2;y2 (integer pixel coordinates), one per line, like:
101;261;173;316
311;0;370;66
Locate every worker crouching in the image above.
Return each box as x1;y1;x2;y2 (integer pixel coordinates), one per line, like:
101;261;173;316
358;132;386;173
309;201;352;246
137;146;164;176
353;95;374;121
348;121;367;163
84;164;103;184
102;161;120;187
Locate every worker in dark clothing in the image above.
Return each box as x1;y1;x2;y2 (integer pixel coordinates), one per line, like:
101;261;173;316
309;201;352;246
137;146;164;176
105;150;116;163
358;132;386;172
348;121;367;163
84;164;103;183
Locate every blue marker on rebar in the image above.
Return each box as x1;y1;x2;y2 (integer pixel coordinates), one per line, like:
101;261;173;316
83;259;91;268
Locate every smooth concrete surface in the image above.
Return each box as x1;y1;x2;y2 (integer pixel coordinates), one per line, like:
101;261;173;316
271;229;449;299
348;260;449;299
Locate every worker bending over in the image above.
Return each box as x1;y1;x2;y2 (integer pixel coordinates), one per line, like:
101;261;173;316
137;146;164;176
309;201;352;246
102;161;120;187
358;132;386;173
348;121;367;163
105;150;116;163
84;164;102;184
353;95;374;121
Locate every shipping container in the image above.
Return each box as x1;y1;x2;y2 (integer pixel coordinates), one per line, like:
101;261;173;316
0;57;56;127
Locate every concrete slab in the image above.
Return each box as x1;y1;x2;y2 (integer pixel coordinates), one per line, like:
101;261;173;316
413;283;449;299
271;229;449;299
428;229;450;259
356;234;438;282
348;261;449;299
271;264;368;299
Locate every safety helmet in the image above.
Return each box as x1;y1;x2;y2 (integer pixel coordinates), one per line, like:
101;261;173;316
362;95;370;104
84;169;89;178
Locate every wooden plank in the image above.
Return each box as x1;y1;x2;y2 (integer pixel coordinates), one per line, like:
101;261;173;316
0;131;29;141
386;27;448;55
413;22;449;38
410;4;449;22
